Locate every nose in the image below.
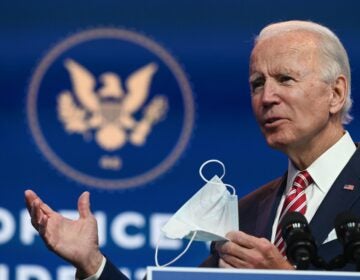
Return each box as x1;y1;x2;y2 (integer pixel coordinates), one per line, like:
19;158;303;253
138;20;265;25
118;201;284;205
262;80;280;108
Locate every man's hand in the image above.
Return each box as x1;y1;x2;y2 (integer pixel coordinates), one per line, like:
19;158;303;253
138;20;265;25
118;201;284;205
215;231;294;270
24;190;104;278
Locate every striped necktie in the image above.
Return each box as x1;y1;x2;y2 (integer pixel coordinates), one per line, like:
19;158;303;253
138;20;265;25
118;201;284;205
274;170;313;256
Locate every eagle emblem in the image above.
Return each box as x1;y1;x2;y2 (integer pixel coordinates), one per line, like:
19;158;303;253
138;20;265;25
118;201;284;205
57;59;168;152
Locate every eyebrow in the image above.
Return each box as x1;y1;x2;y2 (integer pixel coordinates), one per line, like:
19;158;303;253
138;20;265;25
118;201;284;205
249;73;263;83
249;66;305;81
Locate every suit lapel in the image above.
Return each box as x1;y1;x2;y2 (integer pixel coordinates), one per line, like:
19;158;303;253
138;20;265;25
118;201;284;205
310;147;360;245
255;175;287;239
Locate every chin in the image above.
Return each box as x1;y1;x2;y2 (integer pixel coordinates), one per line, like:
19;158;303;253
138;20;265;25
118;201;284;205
264;133;292;151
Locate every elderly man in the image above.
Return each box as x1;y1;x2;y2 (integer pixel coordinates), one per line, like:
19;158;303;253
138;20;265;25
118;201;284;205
25;20;359;279
202;20;358;271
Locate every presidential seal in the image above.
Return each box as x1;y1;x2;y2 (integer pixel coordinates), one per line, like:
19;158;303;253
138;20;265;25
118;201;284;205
26;28;195;189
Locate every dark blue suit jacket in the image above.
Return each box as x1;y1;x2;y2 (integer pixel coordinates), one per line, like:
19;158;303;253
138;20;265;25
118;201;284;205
100;147;360;278
201;146;360;270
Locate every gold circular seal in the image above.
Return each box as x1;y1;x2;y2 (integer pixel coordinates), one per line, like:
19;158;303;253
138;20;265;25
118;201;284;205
27;28;195;189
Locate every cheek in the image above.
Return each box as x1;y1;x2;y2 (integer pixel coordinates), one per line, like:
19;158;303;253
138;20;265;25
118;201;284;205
299;95;330;122
303;83;332;109
251;97;262;119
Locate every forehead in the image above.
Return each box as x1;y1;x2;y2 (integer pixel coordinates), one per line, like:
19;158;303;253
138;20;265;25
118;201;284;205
250;31;320;73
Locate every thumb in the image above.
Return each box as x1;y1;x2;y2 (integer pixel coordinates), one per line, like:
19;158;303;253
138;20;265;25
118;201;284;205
78;191;91;219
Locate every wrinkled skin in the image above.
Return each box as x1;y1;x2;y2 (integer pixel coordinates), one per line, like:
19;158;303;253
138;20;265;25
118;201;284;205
216;30;347;269
250;31;346;170
24;190;103;278
216;231;293;269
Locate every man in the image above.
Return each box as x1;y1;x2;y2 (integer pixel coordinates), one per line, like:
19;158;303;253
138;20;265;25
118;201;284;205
202;20;358;270
25;20;360;279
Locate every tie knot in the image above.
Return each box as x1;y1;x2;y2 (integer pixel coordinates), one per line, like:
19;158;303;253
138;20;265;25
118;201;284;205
293;170;313;190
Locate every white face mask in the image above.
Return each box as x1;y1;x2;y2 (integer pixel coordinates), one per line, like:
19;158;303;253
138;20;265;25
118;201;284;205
155;159;239;267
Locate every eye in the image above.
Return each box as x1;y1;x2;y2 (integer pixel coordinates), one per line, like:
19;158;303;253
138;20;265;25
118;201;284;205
250;77;265;92
278;74;294;84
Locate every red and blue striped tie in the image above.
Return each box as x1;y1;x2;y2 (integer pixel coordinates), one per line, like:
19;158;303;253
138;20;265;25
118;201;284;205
274;170;313;256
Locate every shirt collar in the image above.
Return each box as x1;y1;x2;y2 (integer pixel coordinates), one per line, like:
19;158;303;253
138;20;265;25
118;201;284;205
287;131;356;193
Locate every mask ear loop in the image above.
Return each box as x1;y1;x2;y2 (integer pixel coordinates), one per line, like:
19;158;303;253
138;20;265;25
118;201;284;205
155;231;197;267
224;183;236;196
199;159;226;181
199;159;236;196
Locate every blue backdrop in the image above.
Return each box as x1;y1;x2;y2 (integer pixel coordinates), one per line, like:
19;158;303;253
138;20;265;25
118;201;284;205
1;0;360;279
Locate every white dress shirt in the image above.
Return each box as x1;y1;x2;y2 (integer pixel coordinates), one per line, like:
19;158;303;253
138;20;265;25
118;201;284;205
271;131;356;243
77;256;107;280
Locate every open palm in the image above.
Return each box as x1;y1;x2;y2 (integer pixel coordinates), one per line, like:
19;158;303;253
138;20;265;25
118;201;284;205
25;190;103;276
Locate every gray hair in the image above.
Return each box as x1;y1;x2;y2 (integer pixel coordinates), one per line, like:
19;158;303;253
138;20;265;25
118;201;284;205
255;20;352;124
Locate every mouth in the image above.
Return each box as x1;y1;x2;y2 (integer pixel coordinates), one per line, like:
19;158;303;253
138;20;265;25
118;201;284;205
263;117;287;128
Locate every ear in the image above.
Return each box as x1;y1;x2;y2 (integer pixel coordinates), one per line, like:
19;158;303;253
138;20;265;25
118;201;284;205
329;75;348;115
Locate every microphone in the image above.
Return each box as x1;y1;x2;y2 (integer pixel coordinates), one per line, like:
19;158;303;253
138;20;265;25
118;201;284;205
281;212;317;269
335;211;360;269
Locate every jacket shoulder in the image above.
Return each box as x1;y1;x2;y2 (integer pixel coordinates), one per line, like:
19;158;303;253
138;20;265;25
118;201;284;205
238;176;284;208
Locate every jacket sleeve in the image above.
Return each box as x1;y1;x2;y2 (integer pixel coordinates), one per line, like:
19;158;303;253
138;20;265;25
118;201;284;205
99;258;130;280
199;242;219;267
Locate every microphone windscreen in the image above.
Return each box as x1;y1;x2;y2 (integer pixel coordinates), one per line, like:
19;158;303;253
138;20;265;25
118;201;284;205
280;211;316;268
334;211;360;229
281;211;308;229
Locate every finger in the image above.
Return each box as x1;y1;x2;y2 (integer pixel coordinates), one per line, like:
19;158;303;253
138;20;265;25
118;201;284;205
226;231;258;249
215;240;228;252
215;239;245;259
216;237;261;266
219;257;235;268
25;190;55;216
38;215;48;237
34;199;54;219
39;202;55;215
30;200;45;230
25;190;40;213
78;191;91;219
227;232;275;258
